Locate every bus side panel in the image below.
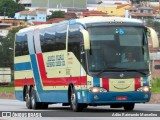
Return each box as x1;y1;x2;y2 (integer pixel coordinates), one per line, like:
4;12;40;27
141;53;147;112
67;52;88;103
15;91;23;101
14;56;34;101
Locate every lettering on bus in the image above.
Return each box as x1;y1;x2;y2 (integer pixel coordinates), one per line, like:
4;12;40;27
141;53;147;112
46;54;65;67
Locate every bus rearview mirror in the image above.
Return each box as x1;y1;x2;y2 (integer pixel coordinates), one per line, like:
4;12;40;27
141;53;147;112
147;27;159;48
80;30;90;50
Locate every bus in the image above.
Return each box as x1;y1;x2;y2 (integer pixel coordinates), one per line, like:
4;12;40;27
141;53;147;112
14;17;159;112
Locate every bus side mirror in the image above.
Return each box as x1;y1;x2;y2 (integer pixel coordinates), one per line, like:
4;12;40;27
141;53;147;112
147;27;159;48
80;30;90;50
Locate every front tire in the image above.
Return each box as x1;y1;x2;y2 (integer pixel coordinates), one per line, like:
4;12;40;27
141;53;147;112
123;103;135;111
70;86;83;112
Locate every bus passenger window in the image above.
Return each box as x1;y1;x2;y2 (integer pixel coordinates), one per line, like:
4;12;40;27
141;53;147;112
15;34;29;56
40;24;67;53
68;24;83;61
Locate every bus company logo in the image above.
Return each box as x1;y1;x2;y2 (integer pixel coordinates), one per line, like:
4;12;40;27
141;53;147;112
117;81;125;84
120;73;124;78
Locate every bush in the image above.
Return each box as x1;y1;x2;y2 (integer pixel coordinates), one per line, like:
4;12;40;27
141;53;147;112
152;78;160;87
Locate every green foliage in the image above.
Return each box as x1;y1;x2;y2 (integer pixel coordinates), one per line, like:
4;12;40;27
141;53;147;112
151;78;160;92
47;11;65;20
0;26;26;69
152;78;160;87
0;0;25;18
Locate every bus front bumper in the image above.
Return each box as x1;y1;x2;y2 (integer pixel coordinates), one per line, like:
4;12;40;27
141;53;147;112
84;91;151;104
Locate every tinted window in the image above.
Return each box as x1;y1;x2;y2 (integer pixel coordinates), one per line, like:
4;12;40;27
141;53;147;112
15;34;29;56
155;65;160;69
40;24;67;52
87;26;149;71
68;24;83;60
56;24;67;51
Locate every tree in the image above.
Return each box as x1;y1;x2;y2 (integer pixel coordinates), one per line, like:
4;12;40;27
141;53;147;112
146;19;160;38
0;0;25;18
0;26;26;68
47;11;65;20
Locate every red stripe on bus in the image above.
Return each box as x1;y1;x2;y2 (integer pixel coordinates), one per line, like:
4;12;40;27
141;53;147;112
36;53;47;80
34;53;87;86
102;78;109;91
14;78;35;87
14;76;87;87
42;76;87;86
135;77;141;91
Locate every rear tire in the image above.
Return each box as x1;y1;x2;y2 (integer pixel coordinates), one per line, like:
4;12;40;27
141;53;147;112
41;103;48;109
81;104;88;109
25;89;32;109
70;86;83;112
30;87;41;109
123;103;135;111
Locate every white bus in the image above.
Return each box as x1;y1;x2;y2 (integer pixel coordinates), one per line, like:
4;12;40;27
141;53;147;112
14;17;159;112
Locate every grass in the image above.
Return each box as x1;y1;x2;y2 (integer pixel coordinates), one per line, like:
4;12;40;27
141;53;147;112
0;87;15;92
151;78;160;92
0;81;15;92
151;87;160;92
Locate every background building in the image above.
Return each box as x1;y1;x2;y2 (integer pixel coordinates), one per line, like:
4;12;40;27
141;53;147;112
125;6;155;19
32;0;87;8
97;4;131;16
18;0;31;7
14;9;47;22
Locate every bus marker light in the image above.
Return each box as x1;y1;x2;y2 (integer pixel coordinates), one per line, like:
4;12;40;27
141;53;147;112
89;87;107;93
137;86;150;92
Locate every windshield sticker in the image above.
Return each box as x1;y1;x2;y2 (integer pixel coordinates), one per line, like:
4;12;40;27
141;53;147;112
119;28;125;35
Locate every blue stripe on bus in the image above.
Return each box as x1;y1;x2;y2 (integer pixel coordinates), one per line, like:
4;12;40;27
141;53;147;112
93;77;100;87
30;54;43;92
14;62;31;71
143;77;149;86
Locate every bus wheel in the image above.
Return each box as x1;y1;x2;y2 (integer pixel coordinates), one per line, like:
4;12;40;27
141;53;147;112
70;87;83;112
123;103;135;111
30;87;40;109
26;90;32;109
41;103;48;109
82;104;88;109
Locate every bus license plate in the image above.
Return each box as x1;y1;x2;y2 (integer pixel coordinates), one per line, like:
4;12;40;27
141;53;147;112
116;96;127;100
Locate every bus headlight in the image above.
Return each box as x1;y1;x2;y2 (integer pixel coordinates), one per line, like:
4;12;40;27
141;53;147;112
89;87;107;93
137;86;151;92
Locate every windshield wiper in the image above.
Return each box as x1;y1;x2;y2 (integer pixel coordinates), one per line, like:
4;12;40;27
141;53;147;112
107;67;127;70
96;69;106;77
96;67;127;77
126;69;147;75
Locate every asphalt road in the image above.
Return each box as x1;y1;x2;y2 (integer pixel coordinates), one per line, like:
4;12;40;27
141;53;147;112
0;99;160;119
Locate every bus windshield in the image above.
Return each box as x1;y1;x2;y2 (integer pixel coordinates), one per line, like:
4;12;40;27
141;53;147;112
87;26;149;72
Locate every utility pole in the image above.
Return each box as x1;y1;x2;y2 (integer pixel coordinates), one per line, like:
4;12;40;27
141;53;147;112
3;7;6;19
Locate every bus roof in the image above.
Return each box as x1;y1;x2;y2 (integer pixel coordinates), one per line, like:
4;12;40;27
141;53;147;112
17;17;144;35
17;24;52;34
71;16;144;26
